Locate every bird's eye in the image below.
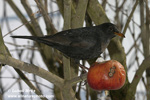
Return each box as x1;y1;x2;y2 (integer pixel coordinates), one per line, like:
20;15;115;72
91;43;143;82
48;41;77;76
109;26;114;31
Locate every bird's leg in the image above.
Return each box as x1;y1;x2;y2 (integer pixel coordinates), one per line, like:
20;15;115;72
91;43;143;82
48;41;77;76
79;64;89;73
73;59;89;72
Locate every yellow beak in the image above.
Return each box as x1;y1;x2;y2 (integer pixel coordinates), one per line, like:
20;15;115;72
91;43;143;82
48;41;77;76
114;32;125;38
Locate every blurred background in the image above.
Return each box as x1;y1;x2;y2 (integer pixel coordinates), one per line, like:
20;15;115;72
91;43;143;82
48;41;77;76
0;0;149;100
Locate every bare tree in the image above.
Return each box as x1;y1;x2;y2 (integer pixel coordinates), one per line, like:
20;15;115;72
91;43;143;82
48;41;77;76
0;0;150;100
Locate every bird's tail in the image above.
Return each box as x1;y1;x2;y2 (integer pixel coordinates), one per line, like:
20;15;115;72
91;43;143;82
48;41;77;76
11;36;38;40
11;36;54;46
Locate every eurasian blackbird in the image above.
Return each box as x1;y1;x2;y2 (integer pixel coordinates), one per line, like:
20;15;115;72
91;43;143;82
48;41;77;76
11;23;125;61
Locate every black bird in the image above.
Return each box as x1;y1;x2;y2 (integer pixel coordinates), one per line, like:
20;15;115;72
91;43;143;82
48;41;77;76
11;23;125;62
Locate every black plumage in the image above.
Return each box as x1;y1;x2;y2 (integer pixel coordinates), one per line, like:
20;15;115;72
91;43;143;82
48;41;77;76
11;23;125;61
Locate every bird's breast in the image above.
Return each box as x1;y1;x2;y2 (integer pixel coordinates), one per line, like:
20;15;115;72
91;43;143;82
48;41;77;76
100;40;110;53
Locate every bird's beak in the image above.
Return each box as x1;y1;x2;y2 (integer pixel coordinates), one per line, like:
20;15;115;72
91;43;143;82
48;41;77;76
114;32;125;38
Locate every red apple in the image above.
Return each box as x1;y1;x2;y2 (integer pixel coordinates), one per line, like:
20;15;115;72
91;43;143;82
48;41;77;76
87;60;126;90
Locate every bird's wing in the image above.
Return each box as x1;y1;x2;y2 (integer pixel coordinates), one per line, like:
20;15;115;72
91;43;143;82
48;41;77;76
40;33;73;46
69;38;96;49
41;29;97;49
39;30;96;49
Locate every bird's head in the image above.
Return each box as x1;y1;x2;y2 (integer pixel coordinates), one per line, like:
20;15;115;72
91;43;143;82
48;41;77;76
101;23;125;38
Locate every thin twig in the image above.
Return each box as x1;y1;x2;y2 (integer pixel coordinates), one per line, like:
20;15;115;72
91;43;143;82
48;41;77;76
122;0;139;38
3;10;59;38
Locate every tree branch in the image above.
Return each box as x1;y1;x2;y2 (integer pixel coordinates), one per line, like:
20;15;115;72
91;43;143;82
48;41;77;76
122;0;139;37
125;55;150;100
14;69;48;100
61;0;78;100
6;0;35;35
68;73;87;86
0;54;64;89
21;0;43;36
63;0;72;80
1;26;49;100
71;0;88;28
35;0;57;35
87;0;109;25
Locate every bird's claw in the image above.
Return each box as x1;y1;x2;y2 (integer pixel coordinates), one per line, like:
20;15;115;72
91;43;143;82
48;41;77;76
79;64;89;73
